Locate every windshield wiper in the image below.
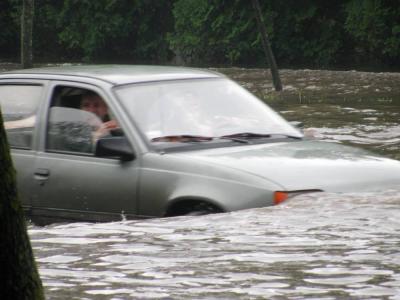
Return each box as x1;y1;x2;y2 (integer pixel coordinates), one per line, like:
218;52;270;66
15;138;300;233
220;132;271;139
151;135;214;143
220;132;303;141
151;133;302;144
151;134;250;144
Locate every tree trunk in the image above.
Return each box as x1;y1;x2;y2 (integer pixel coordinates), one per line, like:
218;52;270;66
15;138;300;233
21;0;34;69
0;109;44;299
252;0;282;91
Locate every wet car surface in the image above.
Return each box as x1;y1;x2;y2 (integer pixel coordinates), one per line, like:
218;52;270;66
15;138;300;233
1;65;400;223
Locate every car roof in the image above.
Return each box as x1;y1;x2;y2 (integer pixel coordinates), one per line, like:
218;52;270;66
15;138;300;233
1;65;223;85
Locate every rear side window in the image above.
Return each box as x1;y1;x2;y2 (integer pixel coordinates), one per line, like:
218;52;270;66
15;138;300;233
0;85;42;149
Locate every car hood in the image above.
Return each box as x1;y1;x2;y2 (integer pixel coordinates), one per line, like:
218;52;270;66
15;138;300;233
176;140;400;192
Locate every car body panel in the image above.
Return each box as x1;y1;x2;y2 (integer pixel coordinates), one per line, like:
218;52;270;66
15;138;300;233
137;152;284;216
12;149;38;208
171;140;400;193
32;152;139;223
3;65;220;85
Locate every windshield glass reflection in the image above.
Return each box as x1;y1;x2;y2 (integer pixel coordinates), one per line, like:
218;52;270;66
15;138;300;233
115;78;302;144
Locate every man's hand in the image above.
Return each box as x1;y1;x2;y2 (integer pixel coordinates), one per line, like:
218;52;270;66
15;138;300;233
93;120;119;140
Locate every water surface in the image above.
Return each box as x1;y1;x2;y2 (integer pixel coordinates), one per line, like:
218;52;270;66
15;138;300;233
30;191;400;299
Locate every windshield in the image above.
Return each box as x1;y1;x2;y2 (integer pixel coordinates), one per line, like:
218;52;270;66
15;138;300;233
115;78;302;143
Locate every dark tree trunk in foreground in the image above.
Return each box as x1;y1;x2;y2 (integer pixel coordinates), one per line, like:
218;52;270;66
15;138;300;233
252;0;282;91
21;0;34;68
0;109;44;299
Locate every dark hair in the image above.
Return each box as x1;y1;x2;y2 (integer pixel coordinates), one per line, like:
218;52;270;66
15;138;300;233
81;90;100;99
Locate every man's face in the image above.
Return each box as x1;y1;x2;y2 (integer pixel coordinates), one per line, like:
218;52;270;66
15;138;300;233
80;95;108;120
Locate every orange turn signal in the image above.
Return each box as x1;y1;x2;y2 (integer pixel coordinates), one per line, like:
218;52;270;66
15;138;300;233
273;189;323;205
274;191;289;205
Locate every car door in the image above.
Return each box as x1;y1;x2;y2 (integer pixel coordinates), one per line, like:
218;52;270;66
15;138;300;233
0;81;47;214
32;82;140;223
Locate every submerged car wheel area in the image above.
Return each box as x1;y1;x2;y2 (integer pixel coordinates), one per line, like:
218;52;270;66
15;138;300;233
165;199;224;217
1;65;400;224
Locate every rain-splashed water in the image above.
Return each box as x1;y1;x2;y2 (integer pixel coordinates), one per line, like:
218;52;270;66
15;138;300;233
27;68;400;299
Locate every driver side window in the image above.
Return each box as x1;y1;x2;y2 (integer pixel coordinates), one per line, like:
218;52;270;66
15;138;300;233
46;86;121;155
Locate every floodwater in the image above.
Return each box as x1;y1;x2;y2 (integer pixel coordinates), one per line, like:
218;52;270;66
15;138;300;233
28;68;400;299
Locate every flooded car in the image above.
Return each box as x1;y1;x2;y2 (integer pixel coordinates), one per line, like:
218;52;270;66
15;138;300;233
1;65;400;223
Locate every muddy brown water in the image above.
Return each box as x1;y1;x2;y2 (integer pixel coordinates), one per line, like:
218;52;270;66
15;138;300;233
2;65;400;299
221;68;400;161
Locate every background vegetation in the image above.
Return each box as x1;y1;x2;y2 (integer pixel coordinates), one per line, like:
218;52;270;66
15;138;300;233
0;0;399;70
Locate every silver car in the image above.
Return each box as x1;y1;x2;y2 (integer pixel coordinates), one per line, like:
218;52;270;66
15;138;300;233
1;65;400;223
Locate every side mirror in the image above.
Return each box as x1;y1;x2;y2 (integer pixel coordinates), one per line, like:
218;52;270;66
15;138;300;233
95;137;135;161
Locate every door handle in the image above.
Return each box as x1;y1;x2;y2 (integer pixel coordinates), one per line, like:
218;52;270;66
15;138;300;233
34;168;50;184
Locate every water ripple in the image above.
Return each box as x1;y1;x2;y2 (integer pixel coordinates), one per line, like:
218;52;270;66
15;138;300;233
29;191;400;299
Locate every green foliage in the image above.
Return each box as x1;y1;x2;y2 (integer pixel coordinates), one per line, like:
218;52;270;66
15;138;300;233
0;0;399;69
0;0;20;60
57;0;136;60
33;0;68;61
269;1;345;67
168;0;215;64
344;0;400;64
169;0;261;65
168;0;347;67
32;0;173;62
